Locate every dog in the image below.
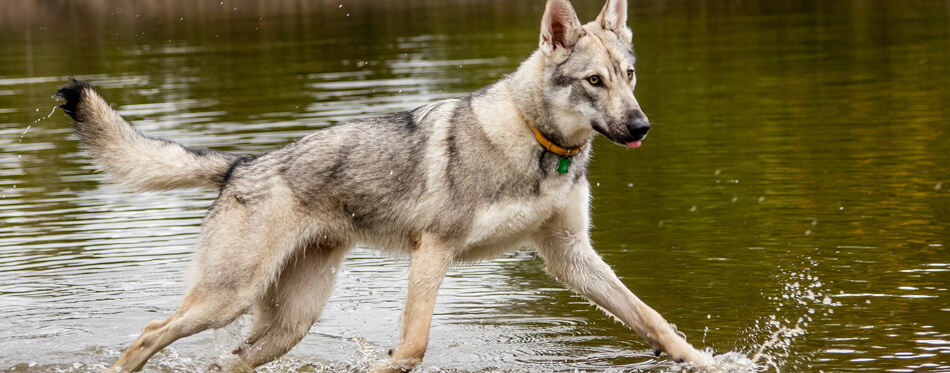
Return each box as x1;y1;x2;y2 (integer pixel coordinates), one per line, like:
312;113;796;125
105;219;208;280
57;0;713;371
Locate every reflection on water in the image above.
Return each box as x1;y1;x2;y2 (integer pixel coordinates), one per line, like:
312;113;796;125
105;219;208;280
1;1;949;372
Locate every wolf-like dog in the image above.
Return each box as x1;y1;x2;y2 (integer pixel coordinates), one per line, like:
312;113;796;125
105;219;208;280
57;0;713;371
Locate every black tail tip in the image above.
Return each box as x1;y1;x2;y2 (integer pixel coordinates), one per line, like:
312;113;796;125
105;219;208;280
56;78;92;118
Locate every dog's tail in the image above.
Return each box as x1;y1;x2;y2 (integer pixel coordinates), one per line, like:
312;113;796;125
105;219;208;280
56;79;242;192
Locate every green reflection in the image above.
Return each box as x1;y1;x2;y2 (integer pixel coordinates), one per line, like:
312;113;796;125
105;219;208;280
0;1;948;371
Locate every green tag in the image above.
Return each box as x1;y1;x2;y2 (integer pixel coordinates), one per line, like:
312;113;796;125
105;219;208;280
557;157;571;174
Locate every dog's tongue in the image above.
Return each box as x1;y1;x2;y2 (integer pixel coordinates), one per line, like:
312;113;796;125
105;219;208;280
625;140;642;148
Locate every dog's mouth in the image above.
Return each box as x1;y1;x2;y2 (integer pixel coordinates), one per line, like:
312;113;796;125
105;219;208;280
601;133;647;149
593;121;649;149
624;131;648;148
602;134;646;148
624;123;650;148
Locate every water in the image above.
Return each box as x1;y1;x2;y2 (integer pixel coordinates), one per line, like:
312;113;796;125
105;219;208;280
1;1;948;372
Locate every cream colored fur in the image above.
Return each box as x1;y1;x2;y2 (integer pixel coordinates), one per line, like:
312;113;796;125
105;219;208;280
57;0;714;371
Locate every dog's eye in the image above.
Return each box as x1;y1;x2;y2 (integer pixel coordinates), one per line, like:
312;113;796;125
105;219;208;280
626;70;634;80
587;75;602;86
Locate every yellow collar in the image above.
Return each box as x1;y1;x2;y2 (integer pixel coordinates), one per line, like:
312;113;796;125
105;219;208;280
524;120;586;156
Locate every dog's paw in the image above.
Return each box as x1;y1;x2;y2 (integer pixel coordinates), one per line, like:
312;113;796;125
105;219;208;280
651;329;714;369
666;346;714;369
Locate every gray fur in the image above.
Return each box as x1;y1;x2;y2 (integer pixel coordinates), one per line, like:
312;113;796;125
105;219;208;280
57;79;243;191
58;1;713;372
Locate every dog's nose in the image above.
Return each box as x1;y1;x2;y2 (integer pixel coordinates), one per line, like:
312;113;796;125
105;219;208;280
627;110;650;139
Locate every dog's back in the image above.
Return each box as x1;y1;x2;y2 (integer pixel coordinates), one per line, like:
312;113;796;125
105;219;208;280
59;1;714;372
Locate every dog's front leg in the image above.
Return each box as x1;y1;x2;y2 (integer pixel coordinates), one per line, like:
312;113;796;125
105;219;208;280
533;185;713;368
372;233;453;373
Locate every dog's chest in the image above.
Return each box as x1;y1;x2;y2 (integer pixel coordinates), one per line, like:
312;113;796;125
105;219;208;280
463;176;574;247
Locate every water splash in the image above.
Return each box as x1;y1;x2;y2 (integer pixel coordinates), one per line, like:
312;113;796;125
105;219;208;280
213;315;246;361
684;254;841;373
738;255;841;372
710;351;763;372
252;337;383;373
21;105;58;142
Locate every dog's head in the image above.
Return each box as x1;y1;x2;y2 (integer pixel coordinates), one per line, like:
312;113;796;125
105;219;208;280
539;0;649;148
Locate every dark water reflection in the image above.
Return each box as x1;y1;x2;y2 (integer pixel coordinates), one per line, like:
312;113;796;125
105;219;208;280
1;1;948;372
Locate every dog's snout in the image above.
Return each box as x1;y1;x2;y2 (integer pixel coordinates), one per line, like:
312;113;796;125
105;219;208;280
628;125;649;140
627;110;650;139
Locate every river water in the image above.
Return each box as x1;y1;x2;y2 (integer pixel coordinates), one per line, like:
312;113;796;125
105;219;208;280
1;1;948;372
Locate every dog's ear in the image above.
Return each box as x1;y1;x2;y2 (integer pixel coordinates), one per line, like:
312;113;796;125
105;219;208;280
595;0;633;44
540;0;584;56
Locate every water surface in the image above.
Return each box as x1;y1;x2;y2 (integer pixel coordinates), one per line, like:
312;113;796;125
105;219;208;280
1;1;948;372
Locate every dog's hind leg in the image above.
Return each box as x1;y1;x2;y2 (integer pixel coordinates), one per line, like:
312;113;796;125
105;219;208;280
230;239;349;369
372;233;453;373
101;196;309;373
102;280;258;373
